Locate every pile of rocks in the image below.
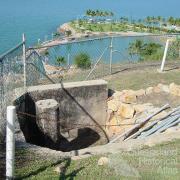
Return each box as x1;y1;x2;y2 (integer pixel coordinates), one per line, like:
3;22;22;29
106;83;180;137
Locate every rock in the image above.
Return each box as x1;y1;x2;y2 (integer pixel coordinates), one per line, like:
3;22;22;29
117;103;135;119
106;116;122;136
113;91;123;99
120;90;137;104
157;84;169;93
107;100;119;112
153;86;161;93
146;87;153;95
133;103;153;113
54;164;66;173
135;89;146;97
107;109;114;122
169;83;180;96
98;157;109;166
54;166;61;173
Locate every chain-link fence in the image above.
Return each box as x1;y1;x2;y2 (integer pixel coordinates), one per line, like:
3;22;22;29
0;34;179;143
32;35;180;84
0;37;59;143
0;41;25;143
0;34;180;179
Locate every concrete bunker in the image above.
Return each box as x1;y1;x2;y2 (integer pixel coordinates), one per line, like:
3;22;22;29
15;80;109;152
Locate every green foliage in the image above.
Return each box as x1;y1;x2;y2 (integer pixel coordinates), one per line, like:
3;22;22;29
128;39;163;61
53;32;60;37
44;50;49;56
74;53;91;69
86;9;114;17
167;39;180;60
56;56;66;66
65;30;72;37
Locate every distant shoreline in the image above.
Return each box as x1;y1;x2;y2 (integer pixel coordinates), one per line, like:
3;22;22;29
39;22;152;48
58;22;152;39
39;21;179;49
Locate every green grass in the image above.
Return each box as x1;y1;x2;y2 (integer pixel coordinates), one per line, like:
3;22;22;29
54;62;180;90
105;65;180;91
15;140;180;179
19;63;180;179
70;20;179;34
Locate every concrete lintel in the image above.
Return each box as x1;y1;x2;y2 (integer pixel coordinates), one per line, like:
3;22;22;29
27;79;107;92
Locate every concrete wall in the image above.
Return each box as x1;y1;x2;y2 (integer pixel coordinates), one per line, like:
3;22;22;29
16;80;109;151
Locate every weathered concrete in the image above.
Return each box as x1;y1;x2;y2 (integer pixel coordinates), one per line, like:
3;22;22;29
16;80;109;151
36;99;59;143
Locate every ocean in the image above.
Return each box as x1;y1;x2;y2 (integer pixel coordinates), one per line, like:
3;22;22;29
0;0;179;54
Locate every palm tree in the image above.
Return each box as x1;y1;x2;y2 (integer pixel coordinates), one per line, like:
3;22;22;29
86;9;92;16
168;16;175;25
128;39;144;57
56;56;66;66
110;12;114;17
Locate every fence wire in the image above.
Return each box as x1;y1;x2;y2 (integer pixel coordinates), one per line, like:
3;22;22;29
32;35;180;83
0;42;25;143
0;34;180;179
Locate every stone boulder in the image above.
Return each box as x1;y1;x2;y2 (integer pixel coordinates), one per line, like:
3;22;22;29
157;84;169;93
112;91;123;99
153;86;161;93
146;87;153;95
134;89;146;97
98;157;109;166
133;103;153;113
169;83;180;96
107;100;120;112
120;90;137;104
117;103;135;119
106;116;122;136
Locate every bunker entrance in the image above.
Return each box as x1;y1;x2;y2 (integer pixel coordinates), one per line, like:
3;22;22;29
15;80;109;152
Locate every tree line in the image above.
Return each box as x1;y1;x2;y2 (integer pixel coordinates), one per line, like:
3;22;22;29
86;9;114;17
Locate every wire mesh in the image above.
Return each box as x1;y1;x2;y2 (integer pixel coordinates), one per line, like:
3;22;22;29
0;34;180;179
26;49;54;86
166;38;180;61
0;42;24;143
33;35;178;82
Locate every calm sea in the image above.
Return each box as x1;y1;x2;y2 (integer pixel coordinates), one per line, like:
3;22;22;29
0;0;179;54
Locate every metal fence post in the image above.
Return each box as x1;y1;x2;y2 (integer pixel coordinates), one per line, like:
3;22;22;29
109;37;113;75
67;53;70;67
0;60;3;112
22;34;26;89
6;106;16;180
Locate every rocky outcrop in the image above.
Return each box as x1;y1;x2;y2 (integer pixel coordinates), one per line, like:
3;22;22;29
106;83;180;138
120;90;137;104
117;103;135;119
169;83;180;96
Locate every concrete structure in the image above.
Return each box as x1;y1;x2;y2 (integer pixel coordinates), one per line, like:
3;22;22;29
15;80;109;151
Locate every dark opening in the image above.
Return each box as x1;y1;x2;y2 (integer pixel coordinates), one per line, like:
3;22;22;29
15;94;101;152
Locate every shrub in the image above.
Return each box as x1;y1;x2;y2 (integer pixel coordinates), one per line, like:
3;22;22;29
56;56;66;66
74;53;91;69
